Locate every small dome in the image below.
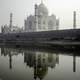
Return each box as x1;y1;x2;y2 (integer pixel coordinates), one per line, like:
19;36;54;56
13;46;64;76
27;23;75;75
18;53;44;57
38;3;48;16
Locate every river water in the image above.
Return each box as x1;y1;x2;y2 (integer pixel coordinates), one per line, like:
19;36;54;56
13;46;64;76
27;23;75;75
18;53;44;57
0;46;80;80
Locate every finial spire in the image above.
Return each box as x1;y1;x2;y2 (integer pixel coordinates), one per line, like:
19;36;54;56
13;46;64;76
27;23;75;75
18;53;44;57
41;0;43;3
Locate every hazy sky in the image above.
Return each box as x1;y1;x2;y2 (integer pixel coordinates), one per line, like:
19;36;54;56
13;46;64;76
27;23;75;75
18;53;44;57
0;0;80;29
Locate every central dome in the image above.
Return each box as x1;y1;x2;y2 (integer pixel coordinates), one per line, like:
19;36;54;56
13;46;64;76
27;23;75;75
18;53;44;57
38;3;48;16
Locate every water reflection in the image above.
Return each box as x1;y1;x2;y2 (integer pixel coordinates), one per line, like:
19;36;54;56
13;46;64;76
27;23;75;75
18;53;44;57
1;47;59;80
0;46;80;80
24;52;59;80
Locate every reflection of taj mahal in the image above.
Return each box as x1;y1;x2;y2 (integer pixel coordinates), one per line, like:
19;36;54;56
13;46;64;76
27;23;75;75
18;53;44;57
1;47;59;80
24;1;59;32
24;51;59;80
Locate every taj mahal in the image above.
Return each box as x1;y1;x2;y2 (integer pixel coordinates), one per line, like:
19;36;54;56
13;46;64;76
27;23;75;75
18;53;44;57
1;0;59;33
24;1;59;32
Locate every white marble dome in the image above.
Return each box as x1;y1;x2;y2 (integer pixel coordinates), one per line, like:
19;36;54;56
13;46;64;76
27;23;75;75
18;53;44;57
38;3;48;16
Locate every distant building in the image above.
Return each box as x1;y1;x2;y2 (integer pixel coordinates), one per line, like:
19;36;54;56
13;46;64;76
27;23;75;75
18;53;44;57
1;13;23;33
24;1;59;32
1;25;23;33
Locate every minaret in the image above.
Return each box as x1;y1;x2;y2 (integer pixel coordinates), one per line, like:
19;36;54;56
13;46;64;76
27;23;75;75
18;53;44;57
73;11;76;29
35;4;38;31
10;13;13;28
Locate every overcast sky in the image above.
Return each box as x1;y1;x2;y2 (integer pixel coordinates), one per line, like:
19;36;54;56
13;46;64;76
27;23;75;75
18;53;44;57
0;0;80;29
